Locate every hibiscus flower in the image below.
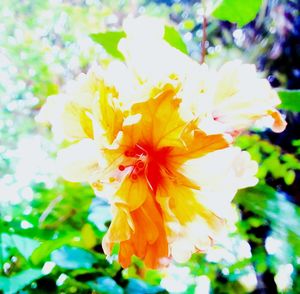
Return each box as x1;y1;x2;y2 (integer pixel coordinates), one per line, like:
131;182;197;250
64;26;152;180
37;16;286;268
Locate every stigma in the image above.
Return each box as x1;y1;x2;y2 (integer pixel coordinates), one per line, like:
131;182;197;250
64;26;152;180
118;143;172;192
118;144;148;181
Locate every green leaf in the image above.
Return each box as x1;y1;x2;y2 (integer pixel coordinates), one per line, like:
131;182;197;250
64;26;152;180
31;235;76;265
236;184;300;266
51;246;97;269
277;90;300;112
1;234;40;261
81;223;97;249
292;139;300;147
0;268;44;294
212;0;263;27
163;25;188;54
284;170;296;185
90;31;126;60
235;185;300;240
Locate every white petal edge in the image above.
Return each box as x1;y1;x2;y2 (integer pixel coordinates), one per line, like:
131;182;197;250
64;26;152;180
56;139;100;182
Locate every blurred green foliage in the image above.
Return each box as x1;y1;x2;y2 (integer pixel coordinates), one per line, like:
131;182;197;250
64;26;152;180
212;0;263;27
1;0;300;293
278;90;300;112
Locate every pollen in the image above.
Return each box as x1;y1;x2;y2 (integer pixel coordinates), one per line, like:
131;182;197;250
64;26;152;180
109;177;115;183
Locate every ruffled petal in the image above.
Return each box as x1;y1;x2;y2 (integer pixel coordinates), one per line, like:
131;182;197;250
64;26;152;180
56;139;99;182
131;87;187;148
65;65;103;109
35;94;68;141
128;194;168;268
114;176;149;211
180;60;287;134
210;61;287;133
182;147;258;218
170;126;229;162
157;181;225;263
102;203;133;256
105;191;168;268
93;80;124;144
62;101;94;140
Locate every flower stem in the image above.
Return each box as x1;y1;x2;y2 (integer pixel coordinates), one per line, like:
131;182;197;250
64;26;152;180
200;0;208;64
200;14;207;64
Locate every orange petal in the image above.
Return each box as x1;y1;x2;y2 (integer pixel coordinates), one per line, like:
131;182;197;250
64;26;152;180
131;87;186;148
269;109;287;133
117;194;169;268
170;127;229;162
119;240;134;268
132;206;159;245
138;195;169;268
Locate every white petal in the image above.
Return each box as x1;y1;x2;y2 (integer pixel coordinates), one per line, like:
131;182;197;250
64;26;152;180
36;94;67;124
65;65;103;109
56;139;99;182
119;16;202;86
182;147;258;217
123;16;165;40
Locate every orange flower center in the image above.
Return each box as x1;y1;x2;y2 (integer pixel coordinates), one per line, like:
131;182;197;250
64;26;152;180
118;143;172;192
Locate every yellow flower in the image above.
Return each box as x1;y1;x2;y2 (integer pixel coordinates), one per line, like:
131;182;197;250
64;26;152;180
40;78;232;268
38;16;285;269
99;85;230;268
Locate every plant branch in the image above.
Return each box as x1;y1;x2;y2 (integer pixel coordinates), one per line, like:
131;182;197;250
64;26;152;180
200;1;207;64
200;15;207;64
39;194;63;225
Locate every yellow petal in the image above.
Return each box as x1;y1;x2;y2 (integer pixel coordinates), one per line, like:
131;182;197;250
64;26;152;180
62;101;94;140
105;204;133;244
158;180;222;231
114;176;149;211
94;81;124;144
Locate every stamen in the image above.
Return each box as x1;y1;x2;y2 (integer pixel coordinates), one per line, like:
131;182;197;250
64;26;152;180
118;165;126;171
135;144;148;155
137;161;145;169
131;174;138;180
124;150;134;157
